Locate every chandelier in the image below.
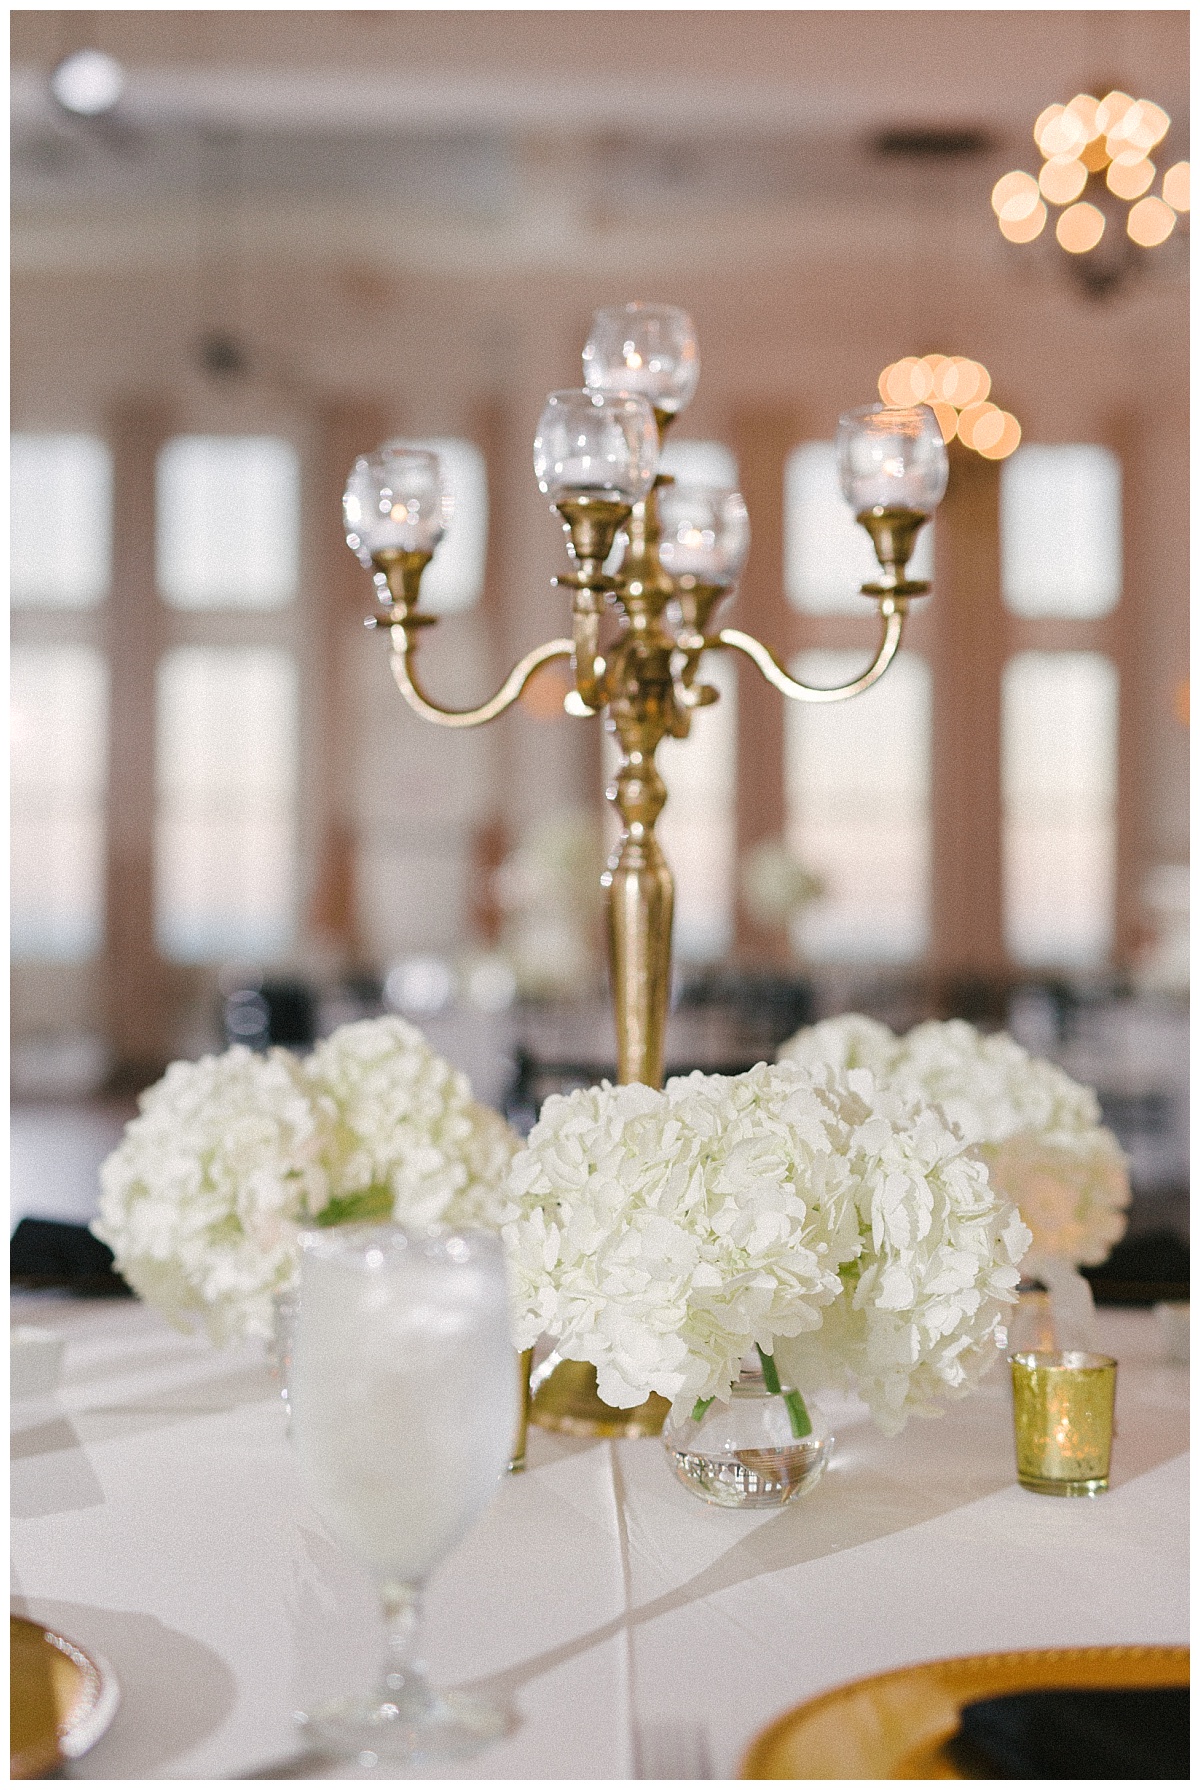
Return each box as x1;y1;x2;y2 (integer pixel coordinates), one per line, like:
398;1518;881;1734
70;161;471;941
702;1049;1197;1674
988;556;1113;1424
992;91;1189;295
876;356;1020;460
344;304;950;1434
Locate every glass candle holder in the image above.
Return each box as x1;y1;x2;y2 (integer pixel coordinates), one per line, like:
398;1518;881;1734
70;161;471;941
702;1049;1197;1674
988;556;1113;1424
582;303;700;419
344;444;451;565
533;389;659;506
656;484;750;585
1010;1351;1117;1497
837;404;949;516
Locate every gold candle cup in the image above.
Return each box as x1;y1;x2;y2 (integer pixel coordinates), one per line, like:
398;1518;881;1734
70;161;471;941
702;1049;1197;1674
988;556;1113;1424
1010;1351;1117;1497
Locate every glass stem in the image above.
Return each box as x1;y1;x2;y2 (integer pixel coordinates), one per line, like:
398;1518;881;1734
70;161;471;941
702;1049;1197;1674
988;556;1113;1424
755;1345;813;1440
379;1580;434;1717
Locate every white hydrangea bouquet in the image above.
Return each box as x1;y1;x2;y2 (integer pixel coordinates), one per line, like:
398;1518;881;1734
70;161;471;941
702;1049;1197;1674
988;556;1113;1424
93;1017;520;1346
501;1059;1030;1437
778;1014;1131;1279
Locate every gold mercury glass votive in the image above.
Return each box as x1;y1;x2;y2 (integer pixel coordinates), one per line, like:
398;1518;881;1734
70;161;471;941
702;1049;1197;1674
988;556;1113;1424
1009;1351;1117;1497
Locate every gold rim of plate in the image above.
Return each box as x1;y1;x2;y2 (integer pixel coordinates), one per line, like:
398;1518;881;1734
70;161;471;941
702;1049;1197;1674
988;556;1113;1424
10;1614;119;1780
740;1643;1190;1779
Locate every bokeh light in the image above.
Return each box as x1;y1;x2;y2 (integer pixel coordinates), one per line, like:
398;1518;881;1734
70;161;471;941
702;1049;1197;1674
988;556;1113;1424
1039;156;1088;205
997;89;1178;266
1080;136;1112;173
875;357;1016;461
1106;152;1156;201
1035;104;1088;158
928;401;959;444
1127;196;1176;247
957;401;998;451
1094;91;1134;137
878;357;930;406
975;411;1022;461
1056;202;1106;253
999;199;1048;243
1162;162;1190;212
1065;93;1100;138
1109;99;1170;153
991;170;1041;221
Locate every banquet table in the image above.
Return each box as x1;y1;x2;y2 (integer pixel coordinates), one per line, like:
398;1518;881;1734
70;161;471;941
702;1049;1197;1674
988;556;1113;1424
11;1294;1188;1781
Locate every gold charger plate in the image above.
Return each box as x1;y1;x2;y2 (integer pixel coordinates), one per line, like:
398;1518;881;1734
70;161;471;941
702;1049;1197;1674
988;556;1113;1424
10;1614;120;1779
741;1644;1189;1779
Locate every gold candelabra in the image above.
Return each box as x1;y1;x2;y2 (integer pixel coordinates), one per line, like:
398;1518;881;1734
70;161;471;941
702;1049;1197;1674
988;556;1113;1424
346;303;949;1437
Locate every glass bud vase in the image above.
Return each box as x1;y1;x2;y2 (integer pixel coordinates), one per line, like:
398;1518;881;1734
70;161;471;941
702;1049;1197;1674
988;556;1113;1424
268;1285;300;1430
662;1354;832;1509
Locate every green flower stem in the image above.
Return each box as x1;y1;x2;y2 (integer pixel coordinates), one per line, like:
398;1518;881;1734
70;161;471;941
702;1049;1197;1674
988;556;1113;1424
313;1184;394;1227
756;1345;812;1440
691;1396;715;1423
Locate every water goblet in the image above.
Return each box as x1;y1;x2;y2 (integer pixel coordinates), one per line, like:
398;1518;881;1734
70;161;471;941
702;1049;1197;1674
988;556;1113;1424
290;1225;518;1764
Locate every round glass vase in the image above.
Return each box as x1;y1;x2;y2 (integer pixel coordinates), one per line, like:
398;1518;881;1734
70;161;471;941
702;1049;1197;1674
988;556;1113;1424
662;1355;832;1510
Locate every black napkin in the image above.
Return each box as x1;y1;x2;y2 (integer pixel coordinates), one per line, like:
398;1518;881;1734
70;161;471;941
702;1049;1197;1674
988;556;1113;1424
952;1686;1190;1779
11;1218;135;1298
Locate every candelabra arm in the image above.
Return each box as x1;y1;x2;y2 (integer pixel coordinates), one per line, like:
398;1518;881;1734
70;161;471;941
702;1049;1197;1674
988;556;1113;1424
568;589;610;714
387;626;574;729
715;600;906;705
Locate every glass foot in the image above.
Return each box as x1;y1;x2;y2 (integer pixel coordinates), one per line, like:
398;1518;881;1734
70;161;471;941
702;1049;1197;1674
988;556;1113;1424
296;1689;514;1765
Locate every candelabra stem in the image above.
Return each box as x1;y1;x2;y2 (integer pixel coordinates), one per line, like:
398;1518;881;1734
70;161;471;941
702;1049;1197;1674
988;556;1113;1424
607;816;674;1089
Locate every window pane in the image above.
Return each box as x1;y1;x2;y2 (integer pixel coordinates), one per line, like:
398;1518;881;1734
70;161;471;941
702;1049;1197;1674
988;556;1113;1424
1001;444;1121;618
388;437;487;616
786;650;931;961
157;435;299;609
1003;651;1117;967
155;646;298;961
12;645;108;959
658;439;738;486
785;440;932;616
11;433;112;608
656;652;737;963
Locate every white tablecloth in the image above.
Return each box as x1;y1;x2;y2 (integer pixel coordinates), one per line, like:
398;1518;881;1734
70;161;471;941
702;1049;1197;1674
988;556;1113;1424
11;1296;1188;1780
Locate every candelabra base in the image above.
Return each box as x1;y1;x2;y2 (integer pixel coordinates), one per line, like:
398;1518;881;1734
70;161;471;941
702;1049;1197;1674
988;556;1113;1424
529;1355;670;1437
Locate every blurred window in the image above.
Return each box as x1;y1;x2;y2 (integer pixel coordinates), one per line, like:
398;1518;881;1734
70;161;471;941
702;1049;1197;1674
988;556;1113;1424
1002;650;1118;967
785;649;932;961
11;644;109;959
784;440;933;616
1000;444;1121;617
658;439;738;486
155;646;299;961
387;437;488;616
11;433;112;608
157;435;299;609
657;652;738;963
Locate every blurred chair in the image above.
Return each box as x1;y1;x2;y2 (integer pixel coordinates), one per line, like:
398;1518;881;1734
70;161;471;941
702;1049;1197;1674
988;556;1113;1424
223;978;317;1051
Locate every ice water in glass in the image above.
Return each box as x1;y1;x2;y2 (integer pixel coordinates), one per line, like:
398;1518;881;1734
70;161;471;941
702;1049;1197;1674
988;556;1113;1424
291;1225;518;1762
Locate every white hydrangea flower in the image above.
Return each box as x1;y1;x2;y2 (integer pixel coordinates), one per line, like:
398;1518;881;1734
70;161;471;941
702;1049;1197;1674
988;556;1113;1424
303;1017;519;1234
778;1013;898;1077
775;1070;1030;1434
986;1129;1130;1271
93;1018;521;1345
502;1059;1028;1430
778;1015;1130;1272
93;1045;330;1345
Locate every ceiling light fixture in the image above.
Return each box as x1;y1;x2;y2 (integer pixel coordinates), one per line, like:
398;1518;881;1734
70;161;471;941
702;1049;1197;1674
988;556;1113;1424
49;48;125;118
991;90;1188;296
